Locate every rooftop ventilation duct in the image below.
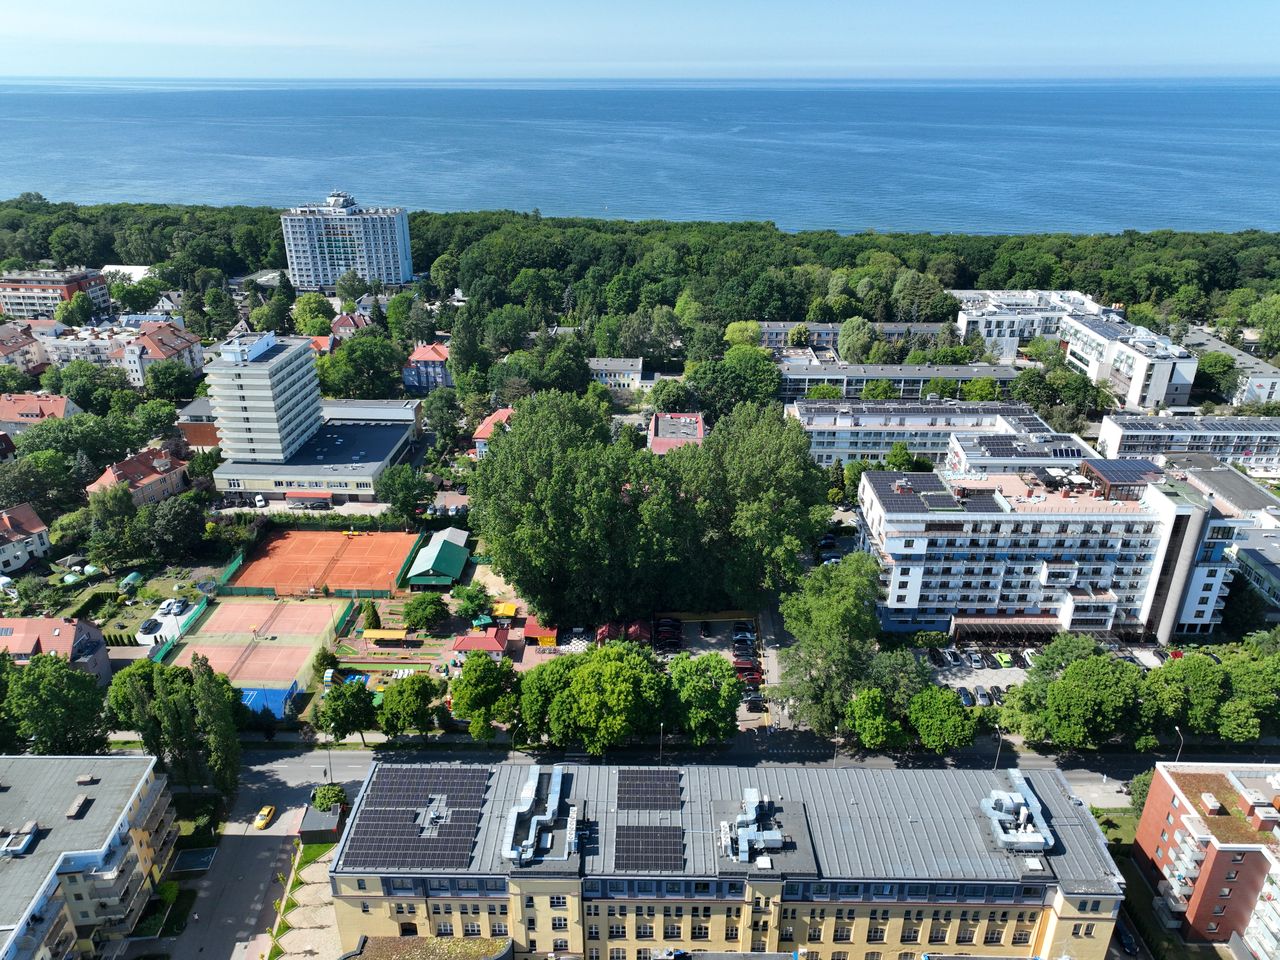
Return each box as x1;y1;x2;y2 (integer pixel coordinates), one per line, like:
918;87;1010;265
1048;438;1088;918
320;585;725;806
980;772;1054;853
501;764;565;865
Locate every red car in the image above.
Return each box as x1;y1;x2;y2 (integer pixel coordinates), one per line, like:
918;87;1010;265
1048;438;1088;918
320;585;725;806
737;671;763;686
732;658;759;670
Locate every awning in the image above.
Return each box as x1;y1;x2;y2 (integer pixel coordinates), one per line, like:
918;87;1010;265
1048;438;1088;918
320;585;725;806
493;602;518;618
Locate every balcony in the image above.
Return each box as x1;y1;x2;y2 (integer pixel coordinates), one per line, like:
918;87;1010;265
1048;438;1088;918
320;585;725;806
1152;897;1184;929
1158;879;1191;910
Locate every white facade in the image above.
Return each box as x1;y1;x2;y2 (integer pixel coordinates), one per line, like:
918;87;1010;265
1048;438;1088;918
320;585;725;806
281;191;413;290
587;357;643;391
1059;314;1197;410
205;331;322;463
0;268;110;319
953;289;1121;361
857;461;1223;643
1098;415;1280;471
777;354;1020;401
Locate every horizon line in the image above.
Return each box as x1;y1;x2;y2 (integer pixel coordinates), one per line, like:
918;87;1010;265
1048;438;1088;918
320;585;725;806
2;74;1279;83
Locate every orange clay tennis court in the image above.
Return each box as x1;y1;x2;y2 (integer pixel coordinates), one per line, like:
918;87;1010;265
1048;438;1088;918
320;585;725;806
191;598;348;642
229;530;419;595
170;638;314;686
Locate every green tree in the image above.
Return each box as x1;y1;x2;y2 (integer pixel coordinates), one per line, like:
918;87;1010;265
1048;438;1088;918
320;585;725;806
959;376;1000;401
649;377;692;413
317;334;404;399
54;291;94;325
861;379;898;400
885;441;916;471
805;383;843;399
144;359;199;401
724;320;762;347
449;653;519;741
362;599;381;631
907;686;977;753
249;297;290;333
517;653;583;745
785;323;810;347
336;269;369;303
188;446;223;480
0;450;78;517
8;653;107;754
132;399;178;439
422;386;463;449
374;463;429;516
922;376;959;399
452;583;491;621
776;553;881;734
546;643;666;755
667;652;743;746
378;672;446;738
430;253;460;297
845;687;906;750
1194;351;1240;399
189;654;241;793
317;679;379;745
145;495;204;561
684;346;781;423
1128;769;1154;812
1043;656;1143;750
313;783;347;812
402;592;449;631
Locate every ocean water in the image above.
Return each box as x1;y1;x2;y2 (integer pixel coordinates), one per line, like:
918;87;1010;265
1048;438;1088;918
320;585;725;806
1;79;1278;234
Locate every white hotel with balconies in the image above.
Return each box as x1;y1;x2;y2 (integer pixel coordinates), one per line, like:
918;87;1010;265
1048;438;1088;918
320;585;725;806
281;191;413;291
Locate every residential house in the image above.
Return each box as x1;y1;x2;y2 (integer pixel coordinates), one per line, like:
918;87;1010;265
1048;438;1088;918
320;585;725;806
86;449;189;506
0;392;81;435
0;503;50;573
331;313;373;340
473;407;514;459
587;357;643;392
402;343;452;394
0;616;111;684
112;321;205;388
0;323;43;374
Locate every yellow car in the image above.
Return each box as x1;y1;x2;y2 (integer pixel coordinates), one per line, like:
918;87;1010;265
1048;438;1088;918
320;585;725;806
253;805;276;830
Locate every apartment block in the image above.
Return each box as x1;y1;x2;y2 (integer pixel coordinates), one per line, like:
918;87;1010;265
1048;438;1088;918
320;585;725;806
111;322;204;388
0;394;81;437
1182;327;1280;406
588;358;643;392
1097;415;1280;471
786;400;1077;467
403;343;452;394
953;290;1121;361
1058;314;1197;410
856;458;1238;642
758;322;841;351
0;756;177;960
330;762;1123;960
281;191;413;290
1133;762;1280;953
0;269;109;320
777;355;1019;401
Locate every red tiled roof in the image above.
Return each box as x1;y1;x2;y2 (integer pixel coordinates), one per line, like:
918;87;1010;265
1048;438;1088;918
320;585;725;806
453;627;510;653
0;393;73;423
0;330;35;357
0;503;47;543
86;449;187;496
0;617;85;658
522;616;557;639
310;335;333;353
131;321;201;360
409;343;449;363
331;313;370;334
473;407;514;441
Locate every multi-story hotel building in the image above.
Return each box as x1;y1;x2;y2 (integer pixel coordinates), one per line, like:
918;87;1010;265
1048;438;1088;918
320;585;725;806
0;269;109;320
1133;762;1280;955
1097;415;1280;472
330;762;1124;960
206;331;323;464
0;755;177;960
785;400;1092;468
1058;314;1197;410
280;191;413;290
856;458;1242;641
953;290;1121;362
777;356;1019;402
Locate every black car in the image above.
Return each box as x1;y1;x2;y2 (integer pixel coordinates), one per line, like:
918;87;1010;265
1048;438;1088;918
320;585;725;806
982;651;1001;670
988;684;1004;705
1115;918;1138;956
700;621;712;638
733;644;757;658
733;620;756;635
656;618;681;628
927;647;947;667
742;694;766;712
1152;648;1170;663
1010;651;1028;669
956;686;975;707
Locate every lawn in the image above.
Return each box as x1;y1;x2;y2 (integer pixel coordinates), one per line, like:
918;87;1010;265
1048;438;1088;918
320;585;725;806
1093;808;1140;846
172;793;223;851
298;841;334;871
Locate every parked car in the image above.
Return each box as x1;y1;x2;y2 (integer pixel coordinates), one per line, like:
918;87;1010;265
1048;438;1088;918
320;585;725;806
253;805;276;830
1021;648;1039;668
732;631;756;642
993;651;1014;669
254;494;267;508
737;669;763;683
288;501;308;510
982;651;1001;670
742;694;766;712
988;685;1004;705
967;651;985;670
700;621;712;638
733;645;757;659
956;686;975;707
926;647;947;667
1115;918;1139;956
1152;648;1170;663
943;648;963;667
733;621;756;636
138;618;162;636
310;500;332;510
657;618;681;628
1010;651;1029;669
974;685;992;707
170;598;190;616
732;659;759;670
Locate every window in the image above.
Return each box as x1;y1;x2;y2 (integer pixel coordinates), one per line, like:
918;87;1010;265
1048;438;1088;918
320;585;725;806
552;917;568;931
1226;871;1239;881
692;925;709;941
1213;905;1226;916
807;927;822;942
356;879;367;890
525;896;535;908
664;924;680;939
901;927;920;944
983;928;1004;945
897;953;915;960
1076;900;1087;912
868;926;886;943
636;924;653;940
589;951;600;960
1233;852;1247;863
609;925;626;939
463;922;481;937
436;923;453;936
956;929;974;945
636;951;651;960
726;925;739;940
1160;830;1168;842
865;954;881;960
832;953;848;960
550;895;568;908
529;942;537;954
834;926;852;942
1084;923;1095;937
608;950;626;960
1090;901;1100;912
361;902;369;914
1219;888;1232;899
587;925;600;942
493;923;508;936
527;919;536;931
1208;922;1220;933
1012;929;1031;945
1155;846;1163;860
779;926;794;942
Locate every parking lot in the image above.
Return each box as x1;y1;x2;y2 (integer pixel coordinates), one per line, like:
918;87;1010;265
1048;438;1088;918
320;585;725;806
927;648;1029;706
652;616;771;727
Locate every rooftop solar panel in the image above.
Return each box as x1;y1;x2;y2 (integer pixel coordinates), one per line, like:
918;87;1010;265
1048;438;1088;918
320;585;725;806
617;769;681;810
614;825;684;872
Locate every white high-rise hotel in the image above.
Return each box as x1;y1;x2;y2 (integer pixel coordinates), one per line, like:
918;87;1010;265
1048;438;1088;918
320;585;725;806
280;191;413;290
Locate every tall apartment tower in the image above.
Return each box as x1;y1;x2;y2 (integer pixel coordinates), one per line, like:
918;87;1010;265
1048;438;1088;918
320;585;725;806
280;191;413;290
205;331;322;463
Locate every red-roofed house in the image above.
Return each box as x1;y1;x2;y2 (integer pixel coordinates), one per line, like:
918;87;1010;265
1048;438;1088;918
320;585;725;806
86;449;189;505
473;408;514;459
114;321;205;387
648;412;705;455
0;324;42;374
0;617;111;684
310;334;335;355
331;313;372;340
402;343;452;394
0;392;82;435
452;626;511;659
0;503;49;573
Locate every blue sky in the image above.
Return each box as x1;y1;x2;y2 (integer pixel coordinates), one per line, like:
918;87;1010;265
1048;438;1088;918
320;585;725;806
5;0;1278;80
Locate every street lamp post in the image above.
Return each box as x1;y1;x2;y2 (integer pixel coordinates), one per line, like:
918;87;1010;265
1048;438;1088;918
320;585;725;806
326;729;334;783
659;722;664;765
1174;725;1185;764
993;725;1003;772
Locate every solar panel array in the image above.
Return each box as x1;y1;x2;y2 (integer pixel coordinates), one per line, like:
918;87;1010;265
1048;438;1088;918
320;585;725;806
614;825;684;872
1086;459;1162;483
616;769;681;810
340;766;490;871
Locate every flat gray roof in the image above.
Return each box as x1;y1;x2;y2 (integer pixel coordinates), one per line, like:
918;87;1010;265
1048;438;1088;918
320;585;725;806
0;756;153;930
1107;414;1280;435
588;357;643;372
792;400;1032;418
779;362;1020;379
1183;327;1280;377
214;421;409;479
334;762;1121;896
1159;452;1280;513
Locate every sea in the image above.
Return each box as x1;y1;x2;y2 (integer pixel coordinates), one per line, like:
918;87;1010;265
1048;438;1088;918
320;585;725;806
1;79;1279;234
